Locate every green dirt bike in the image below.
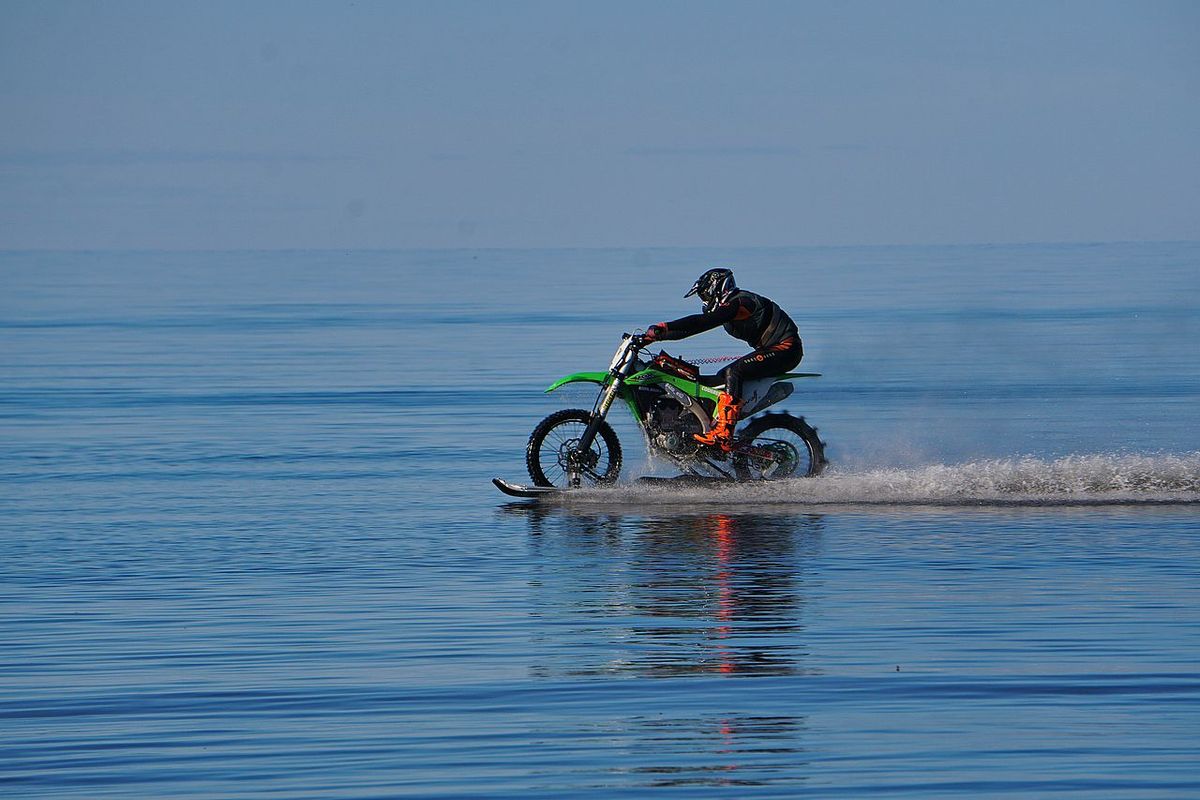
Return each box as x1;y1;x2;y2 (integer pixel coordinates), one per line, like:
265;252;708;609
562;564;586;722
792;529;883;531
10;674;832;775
493;333;827;497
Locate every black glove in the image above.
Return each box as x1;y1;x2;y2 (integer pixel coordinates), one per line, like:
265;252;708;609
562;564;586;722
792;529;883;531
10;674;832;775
644;323;667;343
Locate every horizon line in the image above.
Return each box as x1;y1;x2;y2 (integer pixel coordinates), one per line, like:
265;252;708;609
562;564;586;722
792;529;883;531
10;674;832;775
2;238;1198;255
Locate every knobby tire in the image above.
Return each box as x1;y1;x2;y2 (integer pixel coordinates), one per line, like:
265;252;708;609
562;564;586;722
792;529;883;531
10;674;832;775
734;412;827;480
526;409;623;488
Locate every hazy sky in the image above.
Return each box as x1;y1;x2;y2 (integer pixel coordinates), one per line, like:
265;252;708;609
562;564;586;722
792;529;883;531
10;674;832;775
1;0;1197;249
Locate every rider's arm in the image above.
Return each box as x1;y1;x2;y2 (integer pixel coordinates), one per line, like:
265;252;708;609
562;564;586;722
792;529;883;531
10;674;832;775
655;298;749;341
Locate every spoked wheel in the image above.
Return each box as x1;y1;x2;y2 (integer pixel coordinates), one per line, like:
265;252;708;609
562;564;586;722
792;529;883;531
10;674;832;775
526;409;623;488
733;412;827;480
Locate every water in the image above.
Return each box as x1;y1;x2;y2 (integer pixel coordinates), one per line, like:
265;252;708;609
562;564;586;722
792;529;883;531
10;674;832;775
2;243;1199;797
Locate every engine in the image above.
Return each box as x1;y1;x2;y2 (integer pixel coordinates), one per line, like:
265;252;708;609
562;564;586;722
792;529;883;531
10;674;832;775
645;396;704;456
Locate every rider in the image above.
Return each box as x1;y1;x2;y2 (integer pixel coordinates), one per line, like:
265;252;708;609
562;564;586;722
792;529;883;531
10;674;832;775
643;268;803;451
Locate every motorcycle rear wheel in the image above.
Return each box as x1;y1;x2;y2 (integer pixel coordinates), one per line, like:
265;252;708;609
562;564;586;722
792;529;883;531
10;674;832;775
733;412;827;480
526;409;623;488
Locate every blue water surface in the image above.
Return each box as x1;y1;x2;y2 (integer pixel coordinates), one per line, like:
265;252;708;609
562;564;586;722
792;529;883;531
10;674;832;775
2;243;1199;797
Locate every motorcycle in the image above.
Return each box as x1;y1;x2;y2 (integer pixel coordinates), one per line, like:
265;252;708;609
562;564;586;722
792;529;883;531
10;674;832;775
509;333;827;492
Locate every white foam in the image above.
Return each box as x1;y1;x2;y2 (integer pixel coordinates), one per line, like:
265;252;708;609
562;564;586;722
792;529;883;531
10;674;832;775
567;454;1200;507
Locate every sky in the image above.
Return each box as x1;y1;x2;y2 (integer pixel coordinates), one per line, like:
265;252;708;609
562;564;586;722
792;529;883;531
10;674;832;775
1;0;1197;250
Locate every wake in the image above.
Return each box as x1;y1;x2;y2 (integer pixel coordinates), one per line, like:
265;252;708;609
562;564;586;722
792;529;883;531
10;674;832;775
570;454;1200;507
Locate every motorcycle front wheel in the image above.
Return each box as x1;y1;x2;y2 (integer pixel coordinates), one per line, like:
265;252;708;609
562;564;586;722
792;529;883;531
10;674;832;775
526;409;623;488
733;412;827;480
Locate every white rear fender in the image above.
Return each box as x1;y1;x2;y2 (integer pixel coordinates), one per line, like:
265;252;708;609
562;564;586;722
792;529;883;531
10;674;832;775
740;379;794;416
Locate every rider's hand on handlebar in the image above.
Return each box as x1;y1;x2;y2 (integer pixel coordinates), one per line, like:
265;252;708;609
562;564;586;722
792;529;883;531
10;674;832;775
642;324;667;344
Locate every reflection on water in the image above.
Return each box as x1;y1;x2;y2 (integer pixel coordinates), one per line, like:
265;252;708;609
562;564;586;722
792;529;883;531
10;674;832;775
607;714;810;790
509;506;824;678
503;506;823;788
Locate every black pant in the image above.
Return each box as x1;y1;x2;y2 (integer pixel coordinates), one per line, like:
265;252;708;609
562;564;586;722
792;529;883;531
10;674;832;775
719;338;803;401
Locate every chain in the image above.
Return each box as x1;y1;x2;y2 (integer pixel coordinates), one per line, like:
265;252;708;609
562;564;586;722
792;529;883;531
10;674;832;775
689;354;743;365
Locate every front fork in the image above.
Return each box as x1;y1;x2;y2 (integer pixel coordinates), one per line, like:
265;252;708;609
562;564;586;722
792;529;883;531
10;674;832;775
568;376;623;487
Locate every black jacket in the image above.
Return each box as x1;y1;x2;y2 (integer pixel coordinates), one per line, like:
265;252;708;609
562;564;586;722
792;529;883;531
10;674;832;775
658;290;799;349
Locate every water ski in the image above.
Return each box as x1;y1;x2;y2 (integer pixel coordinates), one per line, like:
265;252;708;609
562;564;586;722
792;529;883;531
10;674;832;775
636;475;733;488
492;477;564;499
494;474;732;499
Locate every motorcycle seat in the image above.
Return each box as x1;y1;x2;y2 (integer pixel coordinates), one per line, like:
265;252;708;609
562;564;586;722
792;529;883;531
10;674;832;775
698;374;726;388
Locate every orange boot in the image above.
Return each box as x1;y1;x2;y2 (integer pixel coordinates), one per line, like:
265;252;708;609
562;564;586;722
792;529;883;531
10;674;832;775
694;392;742;451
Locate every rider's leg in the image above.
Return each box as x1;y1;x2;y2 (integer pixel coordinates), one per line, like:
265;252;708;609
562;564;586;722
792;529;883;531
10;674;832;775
693;390;742;450
694;339;803;450
725;338;803;396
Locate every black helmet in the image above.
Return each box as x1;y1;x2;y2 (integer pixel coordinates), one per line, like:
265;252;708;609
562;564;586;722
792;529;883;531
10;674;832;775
685;268;737;312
